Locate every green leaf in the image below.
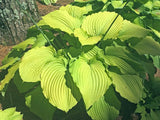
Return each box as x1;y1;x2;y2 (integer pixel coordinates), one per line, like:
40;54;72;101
109;72;144;103
0;57;19;70
74;11;123;45
0;62;20;91
60;5;92;19
13;71;39;93
42;9;81;34
87;97;119;120
119;20;150;40
131;36;160;56
12;37;36;51
104;85;121;110
41;58;77;112
103;55;136;74
70;57;111;109
19;47;56;82
74;28;102;45
0;107;23;120
25;86;56;120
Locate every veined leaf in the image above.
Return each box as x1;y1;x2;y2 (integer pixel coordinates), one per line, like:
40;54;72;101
74;28;102;45
70;57;111;109
0;107;23;120
41;58;77;112
0;61;20;91
42;10;81;34
103;55;136;74
19;47;56;82
60;5;92;19
131;36;160;56
119;20;150;40
82;11;123;38
74;11;123;45
87;97;119;120
109;72;144;103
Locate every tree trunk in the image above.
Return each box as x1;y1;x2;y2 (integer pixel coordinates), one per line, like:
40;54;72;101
0;0;39;45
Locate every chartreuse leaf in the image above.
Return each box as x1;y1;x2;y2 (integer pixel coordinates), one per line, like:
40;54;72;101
42;9;81;34
60;5;92;19
74;11;123;45
12;37;36;51
19;47;77;112
119;20;150;41
70;57;111;109
41;57;77;112
109;72;144;103
87;97;119;120
103;55;136;74
0;61;20;91
0;57;19;70
19;47;56;82
25;86;56;120
130;36;160;56
74;28;102;45
0;107;23;120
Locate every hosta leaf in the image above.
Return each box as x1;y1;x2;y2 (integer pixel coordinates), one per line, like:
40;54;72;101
131;36;160;56
19;47;56;82
0;57;19;70
119;20;150;40
74;28;102;45
12;37;36;51
0;107;23;120
103;55;136;74
25;86;56;120
74;11;123;45
60;5;92;19
109;72;144;103
41;59;77;112
42;10;81;34
0;62;20;91
70;57;111;109
87;97;119;120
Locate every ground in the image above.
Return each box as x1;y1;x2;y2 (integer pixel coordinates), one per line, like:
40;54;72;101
0;0;73;65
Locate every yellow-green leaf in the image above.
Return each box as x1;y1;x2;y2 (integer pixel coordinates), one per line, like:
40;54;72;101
70;57;111;109
19;47;56;82
41;59;77;112
87;97;119;120
109;72;144;103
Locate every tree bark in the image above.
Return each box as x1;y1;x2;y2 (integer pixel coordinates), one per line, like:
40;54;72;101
0;0;39;45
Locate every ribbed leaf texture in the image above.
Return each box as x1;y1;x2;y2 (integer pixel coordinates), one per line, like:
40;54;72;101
74;11;123;45
110;72;144;103
41;59;77;112
70;57;111;109
19;47;77;112
87;97;119;120
19;47;55;82
119;20;150;40
42;9;81;34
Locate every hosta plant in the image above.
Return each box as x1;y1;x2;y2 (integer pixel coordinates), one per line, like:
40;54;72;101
0;0;160;120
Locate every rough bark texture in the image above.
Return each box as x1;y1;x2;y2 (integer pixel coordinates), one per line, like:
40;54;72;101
0;0;39;45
